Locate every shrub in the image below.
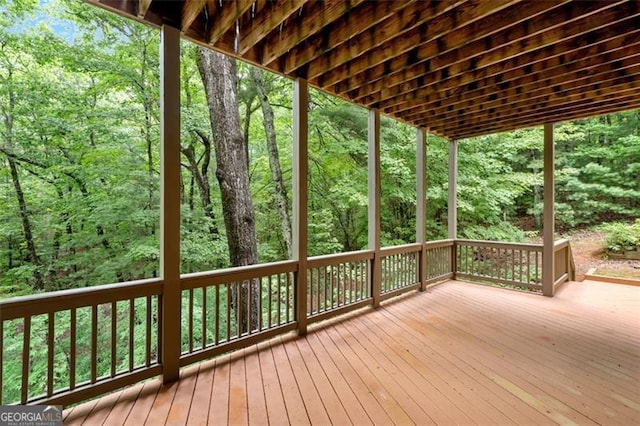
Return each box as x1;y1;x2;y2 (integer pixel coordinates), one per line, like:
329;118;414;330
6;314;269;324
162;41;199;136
602;220;640;253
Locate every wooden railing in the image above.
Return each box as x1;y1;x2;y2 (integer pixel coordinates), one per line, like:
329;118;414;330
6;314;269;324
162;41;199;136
554;239;575;290
0;279;162;406
179;260;298;366
380;243;422;299
306;251;373;323
455;239;544;291
0;238;575;406
425;240;455;284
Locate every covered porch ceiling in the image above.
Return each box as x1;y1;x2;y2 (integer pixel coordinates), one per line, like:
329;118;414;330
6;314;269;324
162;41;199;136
88;0;640;140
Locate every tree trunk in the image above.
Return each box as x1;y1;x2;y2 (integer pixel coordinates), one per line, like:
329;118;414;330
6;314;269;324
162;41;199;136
197;48;258;333
181;130;219;239
249;68;293;258
1;70;44;290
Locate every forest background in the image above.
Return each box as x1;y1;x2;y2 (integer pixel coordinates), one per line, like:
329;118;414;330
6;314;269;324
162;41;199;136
1;0;639;299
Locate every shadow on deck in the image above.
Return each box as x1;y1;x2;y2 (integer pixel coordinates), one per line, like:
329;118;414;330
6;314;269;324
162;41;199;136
64;279;640;425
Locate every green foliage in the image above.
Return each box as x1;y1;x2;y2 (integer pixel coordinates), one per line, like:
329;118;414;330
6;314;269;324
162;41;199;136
600;220;640;253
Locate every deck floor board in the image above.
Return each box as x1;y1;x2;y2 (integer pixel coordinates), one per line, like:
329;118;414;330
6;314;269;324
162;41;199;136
64;280;640;425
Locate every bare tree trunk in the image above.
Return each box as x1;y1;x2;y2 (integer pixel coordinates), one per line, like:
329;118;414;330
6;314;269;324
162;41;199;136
181;130;219;239
249;68;292;258
197;48;258;333
1;76;43;289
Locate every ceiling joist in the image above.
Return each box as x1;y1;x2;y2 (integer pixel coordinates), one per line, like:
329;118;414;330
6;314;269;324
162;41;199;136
87;0;640;141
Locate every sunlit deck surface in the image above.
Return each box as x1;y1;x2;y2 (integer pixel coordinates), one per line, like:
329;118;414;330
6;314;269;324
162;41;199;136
64;280;640;425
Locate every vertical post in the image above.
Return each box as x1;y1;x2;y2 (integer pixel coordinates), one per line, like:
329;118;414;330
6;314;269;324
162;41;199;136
160;24;181;383
416;128;427;291
543;123;555;297
448;140;458;277
369;109;382;307
293;78;309;334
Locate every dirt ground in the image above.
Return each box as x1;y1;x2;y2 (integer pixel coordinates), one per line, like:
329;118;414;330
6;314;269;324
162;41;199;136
566;230;640;280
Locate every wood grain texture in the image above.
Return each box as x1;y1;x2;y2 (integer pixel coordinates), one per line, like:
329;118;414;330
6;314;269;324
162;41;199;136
64;279;640;425
90;0;640;140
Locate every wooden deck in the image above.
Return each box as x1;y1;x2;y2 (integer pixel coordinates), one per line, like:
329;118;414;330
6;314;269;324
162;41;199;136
63;280;640;425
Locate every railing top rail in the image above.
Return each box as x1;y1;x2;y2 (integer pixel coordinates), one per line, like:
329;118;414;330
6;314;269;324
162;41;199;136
554;239;570;249
181;259;299;289
0;278;163;321
307;249;374;268
380;242;422;257
455;239;543;251
424;239;455;248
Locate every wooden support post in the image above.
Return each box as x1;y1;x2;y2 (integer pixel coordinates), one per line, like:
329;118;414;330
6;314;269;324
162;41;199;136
543;123;555;297
369;109;382;307
160;24;181;383
293;78;309;334
416;128;427;291
448;140;458;277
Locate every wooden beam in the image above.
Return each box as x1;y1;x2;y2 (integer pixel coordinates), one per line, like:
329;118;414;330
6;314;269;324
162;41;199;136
316;0;512;88
447;140;457;240
160;24;181;383
303;0;465;82
258;0;365;66
181;0;207;32
338;0;558;97
139;0;152;18
542;123;555;297
207;0;255;45
236;0;307;55
278;0;416;75
348;0;627;105
427;84;640;135
405;69;640;124
416;128;427;291
375;28;640;113
368;109;381;308
386;45;640;117
293;78;308;335
442;95;640;140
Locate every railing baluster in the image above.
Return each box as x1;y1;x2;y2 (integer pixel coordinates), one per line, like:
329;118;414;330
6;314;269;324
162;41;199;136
202;287;207;350
271;275;276;326
349;261;354;303
237;282;243;339
215;285;221;345
226;283;231;342
146;296;152;366
338;263;342;305
248;279;253;334
111;302;117;377
48;312;54;396
275;274;280;326
70;309;76;390
91;305;97;384
188;289;194;352
283;273;288;323
129;299;134;371
21;316;31;404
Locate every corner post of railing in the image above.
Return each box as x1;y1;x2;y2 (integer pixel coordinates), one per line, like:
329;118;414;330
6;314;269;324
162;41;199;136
369;109;382;307
293;78;309;335
416;128;427;291
542;123;555;297
451;240;458;279
159;24;181;383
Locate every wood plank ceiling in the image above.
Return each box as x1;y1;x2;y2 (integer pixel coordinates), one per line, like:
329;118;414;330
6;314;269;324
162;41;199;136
88;0;640;140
